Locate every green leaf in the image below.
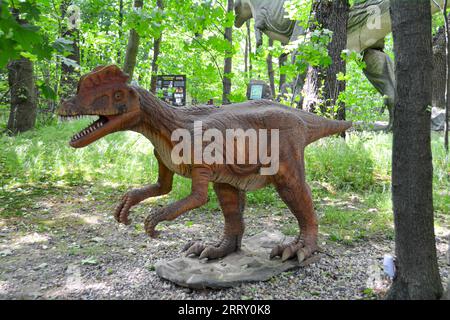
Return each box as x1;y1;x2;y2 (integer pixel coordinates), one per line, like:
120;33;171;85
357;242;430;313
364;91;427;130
52;37;74;53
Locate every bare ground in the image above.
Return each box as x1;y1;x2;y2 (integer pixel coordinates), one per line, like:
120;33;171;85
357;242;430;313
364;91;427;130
0;186;448;300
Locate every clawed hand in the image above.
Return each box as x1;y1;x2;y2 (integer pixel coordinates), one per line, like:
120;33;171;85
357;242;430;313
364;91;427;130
114;189;145;225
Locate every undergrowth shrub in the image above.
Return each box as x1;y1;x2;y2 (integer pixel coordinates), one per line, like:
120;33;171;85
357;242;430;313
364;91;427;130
305;136;375;191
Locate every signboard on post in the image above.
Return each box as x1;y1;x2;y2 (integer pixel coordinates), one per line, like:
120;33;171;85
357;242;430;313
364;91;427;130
246;79;272;101
156;75;186;107
249;84;264;100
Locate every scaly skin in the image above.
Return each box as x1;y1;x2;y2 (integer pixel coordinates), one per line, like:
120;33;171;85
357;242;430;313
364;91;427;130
58;65;352;262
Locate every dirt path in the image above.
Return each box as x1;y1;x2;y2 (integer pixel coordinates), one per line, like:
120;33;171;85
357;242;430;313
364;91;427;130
0;187;448;300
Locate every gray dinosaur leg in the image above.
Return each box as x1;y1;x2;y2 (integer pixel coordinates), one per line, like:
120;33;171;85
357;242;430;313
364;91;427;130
362;48;396;130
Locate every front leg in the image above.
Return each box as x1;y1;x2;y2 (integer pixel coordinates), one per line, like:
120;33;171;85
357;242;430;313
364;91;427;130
144;166;211;237
115;151;173;225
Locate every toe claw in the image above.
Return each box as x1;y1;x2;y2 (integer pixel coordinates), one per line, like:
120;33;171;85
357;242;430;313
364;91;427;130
199;246;212;260
270;245;282;259
182;241;195;252
281;247;294;262
185;242;205;257
297;249;306;263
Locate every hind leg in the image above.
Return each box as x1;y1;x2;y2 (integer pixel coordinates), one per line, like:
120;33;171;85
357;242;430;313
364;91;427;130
272;162;319;263
183;183;245;260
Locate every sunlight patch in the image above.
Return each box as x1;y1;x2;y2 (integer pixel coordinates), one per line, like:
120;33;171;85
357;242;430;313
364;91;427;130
15;232;50;245
80;215;101;224
0;280;11;296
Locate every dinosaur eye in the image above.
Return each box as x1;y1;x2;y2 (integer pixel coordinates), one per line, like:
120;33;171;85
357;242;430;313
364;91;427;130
114;91;123;101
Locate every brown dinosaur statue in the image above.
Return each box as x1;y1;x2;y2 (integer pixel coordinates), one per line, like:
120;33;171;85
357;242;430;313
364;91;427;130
57;65;352;263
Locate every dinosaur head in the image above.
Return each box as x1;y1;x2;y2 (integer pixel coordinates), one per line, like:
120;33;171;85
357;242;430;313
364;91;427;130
57;65;141;148
234;0;253;28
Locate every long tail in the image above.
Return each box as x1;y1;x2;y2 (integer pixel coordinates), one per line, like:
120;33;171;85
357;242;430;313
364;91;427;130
305;117;353;145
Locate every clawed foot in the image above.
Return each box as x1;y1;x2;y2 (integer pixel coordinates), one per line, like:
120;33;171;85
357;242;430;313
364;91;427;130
144;207;167;238
270;237;318;264
182;235;240;260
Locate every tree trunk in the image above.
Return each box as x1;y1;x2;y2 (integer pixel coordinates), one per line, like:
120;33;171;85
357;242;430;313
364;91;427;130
7;9;37;134
446;242;450;299
267;38;275;97
246;20;252;79
244;25;249;75
444;1;450;152
117;0;124;62
279;53;287;93
150;0;164;94
123;0;144;81
387;0;443;300
7;58;37;134
222;0;234;105
303;0;349;124
60;0;80;98
433;26;447;110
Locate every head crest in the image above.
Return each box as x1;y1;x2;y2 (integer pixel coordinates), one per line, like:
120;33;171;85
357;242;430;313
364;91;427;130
78;65;129;92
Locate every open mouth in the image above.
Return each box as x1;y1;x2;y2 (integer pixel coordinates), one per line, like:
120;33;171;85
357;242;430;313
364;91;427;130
59;115;110;147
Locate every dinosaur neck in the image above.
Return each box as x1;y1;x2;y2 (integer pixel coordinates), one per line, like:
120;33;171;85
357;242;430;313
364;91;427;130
133;86;185;137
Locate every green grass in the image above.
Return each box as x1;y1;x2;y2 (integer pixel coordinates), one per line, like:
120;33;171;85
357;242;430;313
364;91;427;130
0;119;449;242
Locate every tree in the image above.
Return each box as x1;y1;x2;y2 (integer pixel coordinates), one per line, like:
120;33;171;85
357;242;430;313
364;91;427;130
387;0;443;300
432;25;447;110
59;0;80;98
123;0;144;81
6;7;37;134
222;0;234;105
267;38;275;97
303;0;349;125
446;242;450;299
117;0;124;62
246;20;253;79
431;1;450;151
279;53;287;93
7;57;37;134
150;0;164;94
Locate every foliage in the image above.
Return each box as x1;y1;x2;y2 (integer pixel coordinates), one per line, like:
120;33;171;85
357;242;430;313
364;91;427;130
0;0;51;67
0;0;396;120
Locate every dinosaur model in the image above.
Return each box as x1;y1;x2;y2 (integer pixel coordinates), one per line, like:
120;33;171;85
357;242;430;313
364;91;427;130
234;0;446;128
58;65;352;262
